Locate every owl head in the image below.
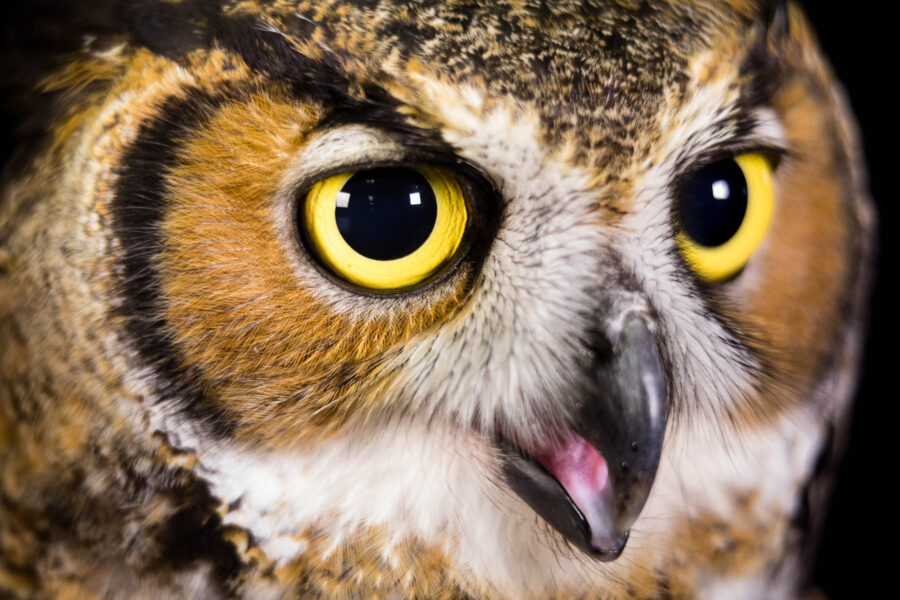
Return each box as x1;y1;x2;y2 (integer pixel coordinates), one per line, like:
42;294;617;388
0;1;874;598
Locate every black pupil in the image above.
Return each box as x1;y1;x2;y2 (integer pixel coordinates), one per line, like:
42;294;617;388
679;159;748;247
335;168;437;260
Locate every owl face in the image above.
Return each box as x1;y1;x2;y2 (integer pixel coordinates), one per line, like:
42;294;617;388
0;1;873;598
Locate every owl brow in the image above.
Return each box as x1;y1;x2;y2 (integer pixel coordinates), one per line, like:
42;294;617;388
663;2;793;175
207;14;457;159
72;4;377;122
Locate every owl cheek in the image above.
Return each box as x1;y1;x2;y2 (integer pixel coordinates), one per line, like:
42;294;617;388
500;302;667;561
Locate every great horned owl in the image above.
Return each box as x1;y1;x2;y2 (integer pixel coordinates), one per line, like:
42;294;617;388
0;1;874;599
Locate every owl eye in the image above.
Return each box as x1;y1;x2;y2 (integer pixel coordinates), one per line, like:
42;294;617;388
676;153;774;282
301;166;468;291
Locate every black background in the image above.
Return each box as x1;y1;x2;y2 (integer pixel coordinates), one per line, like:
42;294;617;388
0;3;892;597
800;3;892;597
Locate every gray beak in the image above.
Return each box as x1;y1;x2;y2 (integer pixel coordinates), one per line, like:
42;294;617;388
501;299;667;560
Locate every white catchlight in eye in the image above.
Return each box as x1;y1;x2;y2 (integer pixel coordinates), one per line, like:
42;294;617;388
711;180;730;200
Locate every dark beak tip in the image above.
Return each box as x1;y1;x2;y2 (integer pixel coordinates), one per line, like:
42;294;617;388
587;530;630;562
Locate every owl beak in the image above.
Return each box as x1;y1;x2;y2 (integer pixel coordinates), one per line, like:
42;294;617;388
501;309;667;561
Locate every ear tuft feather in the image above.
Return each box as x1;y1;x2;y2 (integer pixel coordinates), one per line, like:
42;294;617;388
763;0;790;39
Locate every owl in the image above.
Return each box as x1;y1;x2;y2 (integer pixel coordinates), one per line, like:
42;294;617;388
0;0;874;599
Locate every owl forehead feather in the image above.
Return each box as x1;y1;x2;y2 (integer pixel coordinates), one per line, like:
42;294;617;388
4;1;783;175
104;1;778;152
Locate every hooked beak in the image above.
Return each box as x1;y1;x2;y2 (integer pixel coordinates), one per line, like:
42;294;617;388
500;307;667;561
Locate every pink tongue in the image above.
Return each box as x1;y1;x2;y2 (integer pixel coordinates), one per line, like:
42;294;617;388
534;433;609;512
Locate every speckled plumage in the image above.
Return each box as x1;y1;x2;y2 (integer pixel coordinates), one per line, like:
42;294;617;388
0;1;873;599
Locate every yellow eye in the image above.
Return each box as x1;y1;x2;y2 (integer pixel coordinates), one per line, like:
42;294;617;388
302;166;468;291
676;153;774;282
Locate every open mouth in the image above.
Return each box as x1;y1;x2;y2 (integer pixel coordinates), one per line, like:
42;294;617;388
498;310;667;561
500;432;628;559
